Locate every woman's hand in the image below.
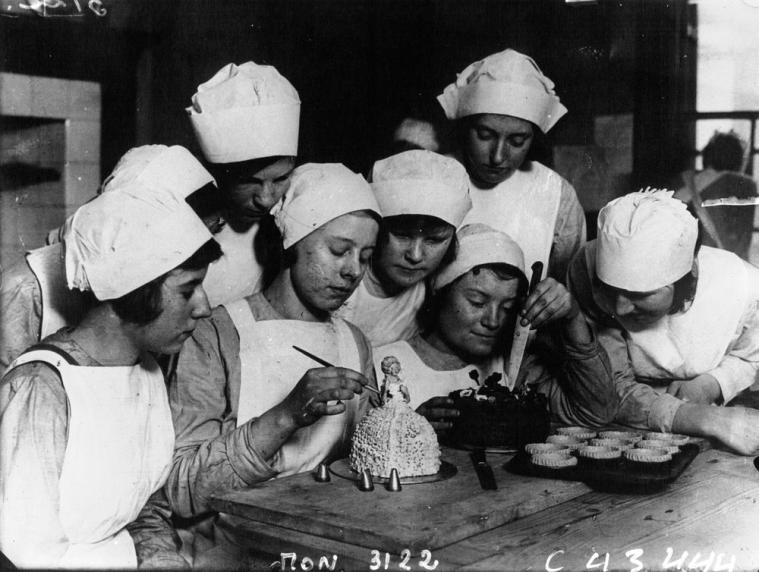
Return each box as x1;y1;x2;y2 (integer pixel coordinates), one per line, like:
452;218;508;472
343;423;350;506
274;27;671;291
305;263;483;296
519;278;580;329
416;396;459;434
666;374;722;404
281;367;369;428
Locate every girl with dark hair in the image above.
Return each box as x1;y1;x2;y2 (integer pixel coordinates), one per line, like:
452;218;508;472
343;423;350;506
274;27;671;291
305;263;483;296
374;224;617;434
336;150;472;347
0;162;222;568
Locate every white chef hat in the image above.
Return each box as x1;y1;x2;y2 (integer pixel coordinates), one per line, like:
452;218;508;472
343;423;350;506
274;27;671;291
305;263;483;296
596;189;698;292
271;163;381;249
187;61;301;164
437;49;567;133
64;149;214;300
100;144;215;198
433;223;525;292
370;150;472;228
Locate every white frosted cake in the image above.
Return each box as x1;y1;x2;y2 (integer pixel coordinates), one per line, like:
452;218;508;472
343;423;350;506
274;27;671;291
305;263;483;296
349;356;441;479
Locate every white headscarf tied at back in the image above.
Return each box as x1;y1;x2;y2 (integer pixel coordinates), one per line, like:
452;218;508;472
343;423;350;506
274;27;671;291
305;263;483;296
270;163;381;249
370;150;472;228
188;61;301;164
433;223;525;292
437;48;567;133
64;149;214;300
597;188;698;292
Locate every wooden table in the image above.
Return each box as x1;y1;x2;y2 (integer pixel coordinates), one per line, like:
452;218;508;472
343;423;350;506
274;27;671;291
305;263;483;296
209;447;759;571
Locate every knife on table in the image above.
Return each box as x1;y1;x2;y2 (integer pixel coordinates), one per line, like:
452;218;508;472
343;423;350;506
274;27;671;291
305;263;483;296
470;449;497;490
506;261;544;386
702;196;759;207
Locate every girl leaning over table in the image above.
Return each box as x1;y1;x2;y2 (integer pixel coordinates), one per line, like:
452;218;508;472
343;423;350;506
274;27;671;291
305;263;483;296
0;149;222;569
567;189;759;455
166;163;382;566
335;149;472;347
374;223;618;435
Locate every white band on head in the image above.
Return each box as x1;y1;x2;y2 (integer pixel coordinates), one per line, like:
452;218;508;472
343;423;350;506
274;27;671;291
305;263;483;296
65;191;212;300
101;145;215;199
188;62;301;164
271;163;381;249
437;49;567;133
596;189;698;292
433;223;525;292
370;150;472;228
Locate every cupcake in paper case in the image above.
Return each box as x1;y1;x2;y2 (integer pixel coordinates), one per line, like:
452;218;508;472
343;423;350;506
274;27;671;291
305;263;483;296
531;452;578;469
546;434;585;450
624;447;672;464
636;439;680;455
590;437;632;451
556;426;597;440
524;442;572;456
644;432;690;446
598;430;643;443
577;445;622;460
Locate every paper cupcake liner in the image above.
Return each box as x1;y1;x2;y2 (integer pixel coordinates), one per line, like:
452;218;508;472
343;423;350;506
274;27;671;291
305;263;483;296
636;439;680;455
524;442;572;456
598;430;643;443
624;447;672;463
578;445;622;460
589;437;632;451
644;432;690;446
556;426;597;440
546;434;585;450
531;453;578;468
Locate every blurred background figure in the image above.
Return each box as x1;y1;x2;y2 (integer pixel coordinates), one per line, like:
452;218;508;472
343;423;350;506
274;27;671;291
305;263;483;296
674;131;758;261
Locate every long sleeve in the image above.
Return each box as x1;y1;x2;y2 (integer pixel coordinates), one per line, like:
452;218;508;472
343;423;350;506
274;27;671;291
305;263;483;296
0;259;42;372
0;363;68;568
166;308;276;519
126;489;189;569
526;323;618;428
706;261;759;403
548;179;587;284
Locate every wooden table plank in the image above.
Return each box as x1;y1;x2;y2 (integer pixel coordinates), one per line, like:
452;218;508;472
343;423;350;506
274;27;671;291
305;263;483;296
438;449;759;571
209;448;592;553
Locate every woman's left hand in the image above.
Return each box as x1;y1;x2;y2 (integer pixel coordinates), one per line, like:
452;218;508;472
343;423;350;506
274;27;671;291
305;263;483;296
519;277;580;329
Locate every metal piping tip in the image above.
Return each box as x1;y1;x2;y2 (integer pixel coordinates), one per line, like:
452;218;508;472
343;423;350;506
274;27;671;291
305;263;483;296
359;468;375;491
314;463;331;483
387;468;402;492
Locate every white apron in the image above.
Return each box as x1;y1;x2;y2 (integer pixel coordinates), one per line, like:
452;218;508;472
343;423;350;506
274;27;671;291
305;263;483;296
202;223;263;307
373;341;503;410
609;247;749;386
462;161;562;279
225;299;362;477
26;244;88;338
2;349;174;569
335;280;425;347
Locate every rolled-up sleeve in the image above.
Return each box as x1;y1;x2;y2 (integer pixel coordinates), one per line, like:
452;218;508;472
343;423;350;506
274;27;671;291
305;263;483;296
0;261;42;373
166;309;276;519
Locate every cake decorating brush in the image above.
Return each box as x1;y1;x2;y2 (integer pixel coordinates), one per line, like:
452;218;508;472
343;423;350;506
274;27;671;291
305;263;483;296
292;345;381;395
358;469;375;492
387;468;402;492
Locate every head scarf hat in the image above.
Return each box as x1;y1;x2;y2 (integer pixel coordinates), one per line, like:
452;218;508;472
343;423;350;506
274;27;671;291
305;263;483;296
270;163;381;249
433;223;525;292
370;150;472;228
64;148;215;300
188;61;301;164
437;48;567;133
596;188;698;292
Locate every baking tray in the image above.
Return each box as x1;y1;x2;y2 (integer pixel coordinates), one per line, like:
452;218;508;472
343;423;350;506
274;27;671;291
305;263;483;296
330;458;457;485
504;443;700;493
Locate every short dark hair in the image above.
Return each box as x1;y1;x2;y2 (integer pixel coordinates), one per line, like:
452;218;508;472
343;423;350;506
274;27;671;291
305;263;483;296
374;215;458;267
702;131;746;172
418;262;527;333
110;238;222;325
185;182;224;224
207;155;291;192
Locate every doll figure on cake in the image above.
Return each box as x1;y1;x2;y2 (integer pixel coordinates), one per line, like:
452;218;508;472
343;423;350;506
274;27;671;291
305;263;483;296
380;355;411;404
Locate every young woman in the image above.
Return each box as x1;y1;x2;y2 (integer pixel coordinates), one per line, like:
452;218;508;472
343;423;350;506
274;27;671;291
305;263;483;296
188;61;300;306
568;189;759;454
337;149;471;347
166;163;382;565
374;224;617;434
0;155;221;569
438;48;585;282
